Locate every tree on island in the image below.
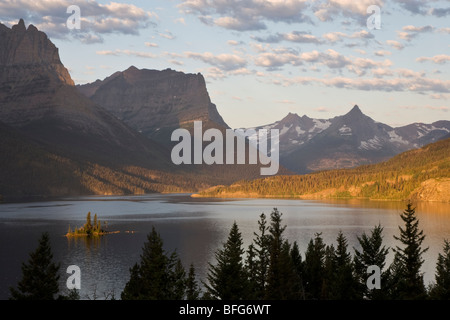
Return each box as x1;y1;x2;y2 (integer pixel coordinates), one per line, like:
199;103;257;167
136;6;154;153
67;212;105;237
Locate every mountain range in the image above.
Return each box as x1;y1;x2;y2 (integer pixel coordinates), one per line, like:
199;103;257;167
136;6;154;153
0;19;448;201
0;19;264;200
244;105;449;173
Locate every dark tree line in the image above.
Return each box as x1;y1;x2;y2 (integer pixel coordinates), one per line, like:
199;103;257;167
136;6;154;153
9;203;450;300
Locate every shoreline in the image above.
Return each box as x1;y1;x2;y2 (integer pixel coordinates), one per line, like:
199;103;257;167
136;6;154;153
65;230;120;237
191;193;450;203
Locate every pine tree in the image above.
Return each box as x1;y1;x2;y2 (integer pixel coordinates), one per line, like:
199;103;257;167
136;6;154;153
93;213;98;233
186;264;201;300
353;224;390;299
170;257;187;299
391;202;428;299
303;233;326;299
245;244;258;299
265;208;297;299
120;263;142;300
121;226;187;300
246;213;270;299
321;244;336;300
10;232;61;300
429;240;450;300
290;241;305;299
332;231;358;299
205;221;248;300
85;212;92;234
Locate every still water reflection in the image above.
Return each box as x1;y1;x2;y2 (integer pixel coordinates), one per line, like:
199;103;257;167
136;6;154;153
0;194;449;299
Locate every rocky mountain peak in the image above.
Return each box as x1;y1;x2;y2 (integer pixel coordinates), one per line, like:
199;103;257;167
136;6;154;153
346;104;364;116
12;18;26;32
280;112;301;124
0;19;74;86
78;66;229;142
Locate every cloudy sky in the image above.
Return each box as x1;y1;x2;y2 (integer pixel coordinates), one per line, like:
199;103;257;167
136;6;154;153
1;0;449;128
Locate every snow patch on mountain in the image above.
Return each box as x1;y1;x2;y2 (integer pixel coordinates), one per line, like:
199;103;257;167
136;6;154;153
388;130;409;145
280;124;292;135
311;119;331;132
295;126;305;135
339;125;352;136
359;136;383;150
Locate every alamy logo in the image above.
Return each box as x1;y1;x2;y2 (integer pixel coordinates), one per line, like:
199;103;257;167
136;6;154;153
66;265;81;290
366;265;381;289
367;5;381;30
171;121;280;175
66;5;81;30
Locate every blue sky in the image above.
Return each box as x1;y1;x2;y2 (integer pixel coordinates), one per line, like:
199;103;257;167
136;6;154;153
1;0;449;128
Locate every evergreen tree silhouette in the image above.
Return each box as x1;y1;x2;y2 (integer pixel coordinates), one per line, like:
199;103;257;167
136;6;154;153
353;224;390;299
429;240;450;299
10;232;61;300
121;226;187;300
205;221;248;300
390;202;428;299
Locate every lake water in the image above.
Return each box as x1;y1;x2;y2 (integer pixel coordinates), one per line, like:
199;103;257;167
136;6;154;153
0;194;449;300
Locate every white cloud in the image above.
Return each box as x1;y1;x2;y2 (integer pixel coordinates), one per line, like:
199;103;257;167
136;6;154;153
0;0;157;43
96;49;158;59
425;106;449;112
313;0;384;24
397;25;434;41
386;40;404;50
429;7;450;17
270;72;450;94
184;51;248;71
254;31;322;44
394;0;430;15
178;0;312;31
374;50;391;57
159;30;176;40
145;42;159;48
416;54;450;64
254;52;302;68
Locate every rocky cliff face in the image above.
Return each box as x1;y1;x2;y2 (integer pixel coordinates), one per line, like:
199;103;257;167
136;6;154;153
78;66;228;142
0;19;75;126
0;19;73;84
0;19;171;167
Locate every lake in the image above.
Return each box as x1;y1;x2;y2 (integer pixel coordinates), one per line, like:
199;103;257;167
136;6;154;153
0;194;449;300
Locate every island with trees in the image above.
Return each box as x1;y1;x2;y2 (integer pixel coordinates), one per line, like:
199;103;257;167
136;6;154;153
65;212;113;237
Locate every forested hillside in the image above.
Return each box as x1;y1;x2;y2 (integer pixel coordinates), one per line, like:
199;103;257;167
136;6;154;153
195;138;450;202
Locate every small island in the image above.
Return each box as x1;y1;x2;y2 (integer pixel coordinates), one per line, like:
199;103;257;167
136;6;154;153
66;212;115;237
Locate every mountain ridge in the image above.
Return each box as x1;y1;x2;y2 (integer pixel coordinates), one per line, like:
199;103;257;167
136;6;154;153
77;66;229;143
244;105;449;174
